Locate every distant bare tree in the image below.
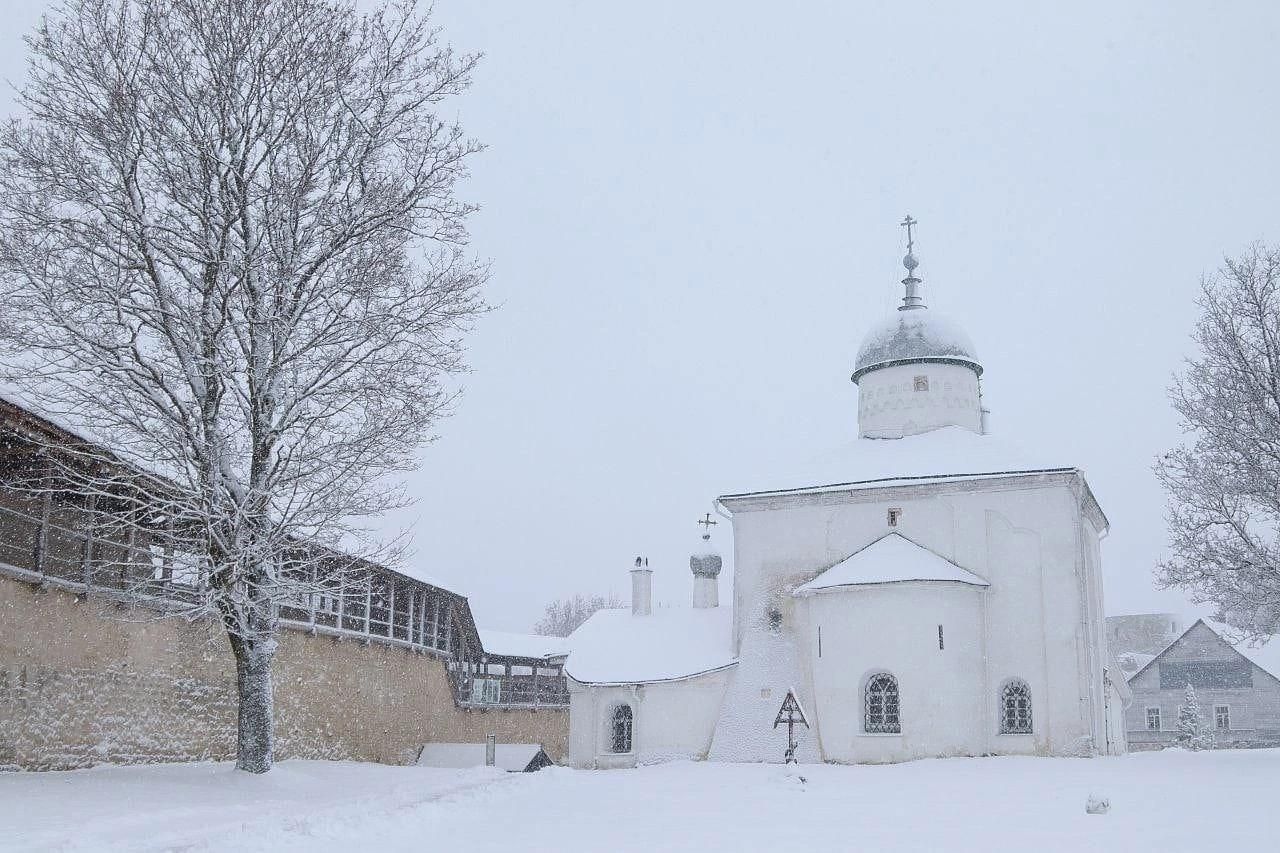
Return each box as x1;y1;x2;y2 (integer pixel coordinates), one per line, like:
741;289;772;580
535;593;624;637
1157;244;1280;641
0;0;486;772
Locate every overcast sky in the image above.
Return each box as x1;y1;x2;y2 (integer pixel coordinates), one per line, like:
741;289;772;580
2;1;1278;632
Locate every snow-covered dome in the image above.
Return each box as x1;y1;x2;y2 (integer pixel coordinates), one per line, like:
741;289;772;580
690;534;722;578
849;218;988;439
851;306;983;384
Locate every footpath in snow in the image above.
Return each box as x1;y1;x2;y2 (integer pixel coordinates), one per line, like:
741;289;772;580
1;748;1276;852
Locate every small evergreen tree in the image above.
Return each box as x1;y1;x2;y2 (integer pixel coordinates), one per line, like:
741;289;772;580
1175;683;1216;750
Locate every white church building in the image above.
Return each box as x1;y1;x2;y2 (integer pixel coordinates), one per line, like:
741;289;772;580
564;220;1128;767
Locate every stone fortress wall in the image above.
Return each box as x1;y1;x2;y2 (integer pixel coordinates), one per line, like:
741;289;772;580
1;575;567;771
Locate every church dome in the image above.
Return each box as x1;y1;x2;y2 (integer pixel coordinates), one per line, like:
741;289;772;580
690;536;722;579
851;306;982;384
850;217;988;439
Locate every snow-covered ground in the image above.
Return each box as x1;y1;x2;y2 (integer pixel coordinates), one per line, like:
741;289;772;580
2;749;1274;852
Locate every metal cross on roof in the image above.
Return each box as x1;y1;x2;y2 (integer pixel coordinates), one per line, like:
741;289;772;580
697;512;717;535
900;214;918;254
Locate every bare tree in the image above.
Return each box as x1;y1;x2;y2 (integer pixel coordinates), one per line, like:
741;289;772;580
1156;244;1280;641
0;0;486;772
535;593;624;637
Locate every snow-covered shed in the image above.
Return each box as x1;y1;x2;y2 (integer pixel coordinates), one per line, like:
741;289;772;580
417;742;553;772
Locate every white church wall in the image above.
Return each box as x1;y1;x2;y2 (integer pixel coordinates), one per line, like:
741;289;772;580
856;362;982;439
566;670;730;769
1080;507;1111;747
1105;678;1129;755
722;472;1111;762
979;504;1076;756
794;583;985;763
706;629;821;763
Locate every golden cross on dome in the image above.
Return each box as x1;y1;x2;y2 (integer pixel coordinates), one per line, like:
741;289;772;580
697;513;717;536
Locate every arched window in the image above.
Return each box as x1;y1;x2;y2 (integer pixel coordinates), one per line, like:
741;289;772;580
864;672;900;733
610;704;633;753
1000;680;1033;734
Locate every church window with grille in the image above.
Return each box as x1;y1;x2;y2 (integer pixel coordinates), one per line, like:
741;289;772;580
1000;680;1033;734
864;672;900;733
1215;704;1230;731
610;704;633;753
1146;706;1161;730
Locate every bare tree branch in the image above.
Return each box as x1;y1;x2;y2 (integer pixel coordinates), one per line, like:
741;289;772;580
534;594;625;638
1156;243;1280;642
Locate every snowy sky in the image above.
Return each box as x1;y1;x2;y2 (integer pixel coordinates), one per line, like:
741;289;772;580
2;1;1278;632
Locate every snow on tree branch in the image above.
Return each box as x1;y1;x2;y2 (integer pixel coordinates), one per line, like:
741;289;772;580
1157;243;1280;641
0;0;487;772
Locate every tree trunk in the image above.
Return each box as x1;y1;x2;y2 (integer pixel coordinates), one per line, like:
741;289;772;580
232;641;275;773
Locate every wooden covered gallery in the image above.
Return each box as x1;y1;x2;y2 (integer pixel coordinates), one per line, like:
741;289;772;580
0;394;568;770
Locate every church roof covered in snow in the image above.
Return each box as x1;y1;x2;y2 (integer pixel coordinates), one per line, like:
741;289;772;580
852;307;982;383
793;533;989;594
564;606;735;685
718;426;1102;523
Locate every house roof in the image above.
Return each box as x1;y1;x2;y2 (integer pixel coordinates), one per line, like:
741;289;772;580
1205;619;1280;678
1127;618;1280;685
478;629;569;661
416;743;549;772
793;533;989;594
564;606;735;685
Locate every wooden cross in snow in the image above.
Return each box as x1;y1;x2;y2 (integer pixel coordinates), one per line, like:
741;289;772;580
773;688;810;765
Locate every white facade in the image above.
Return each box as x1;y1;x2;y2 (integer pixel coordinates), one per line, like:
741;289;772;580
715;472;1117;762
567;670;731;768
563;227;1124;767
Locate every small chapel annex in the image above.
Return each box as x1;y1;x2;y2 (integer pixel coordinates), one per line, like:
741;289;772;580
563;218;1129;767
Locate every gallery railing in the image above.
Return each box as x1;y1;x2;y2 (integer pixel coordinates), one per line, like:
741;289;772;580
0;501;570;711
446;660;570;709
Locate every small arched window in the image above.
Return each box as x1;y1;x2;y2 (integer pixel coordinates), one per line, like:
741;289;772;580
610;704;633;753
1000;680;1033;734
864;672;900;733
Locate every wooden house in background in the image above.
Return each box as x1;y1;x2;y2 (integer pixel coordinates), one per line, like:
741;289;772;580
1119;618;1280;750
